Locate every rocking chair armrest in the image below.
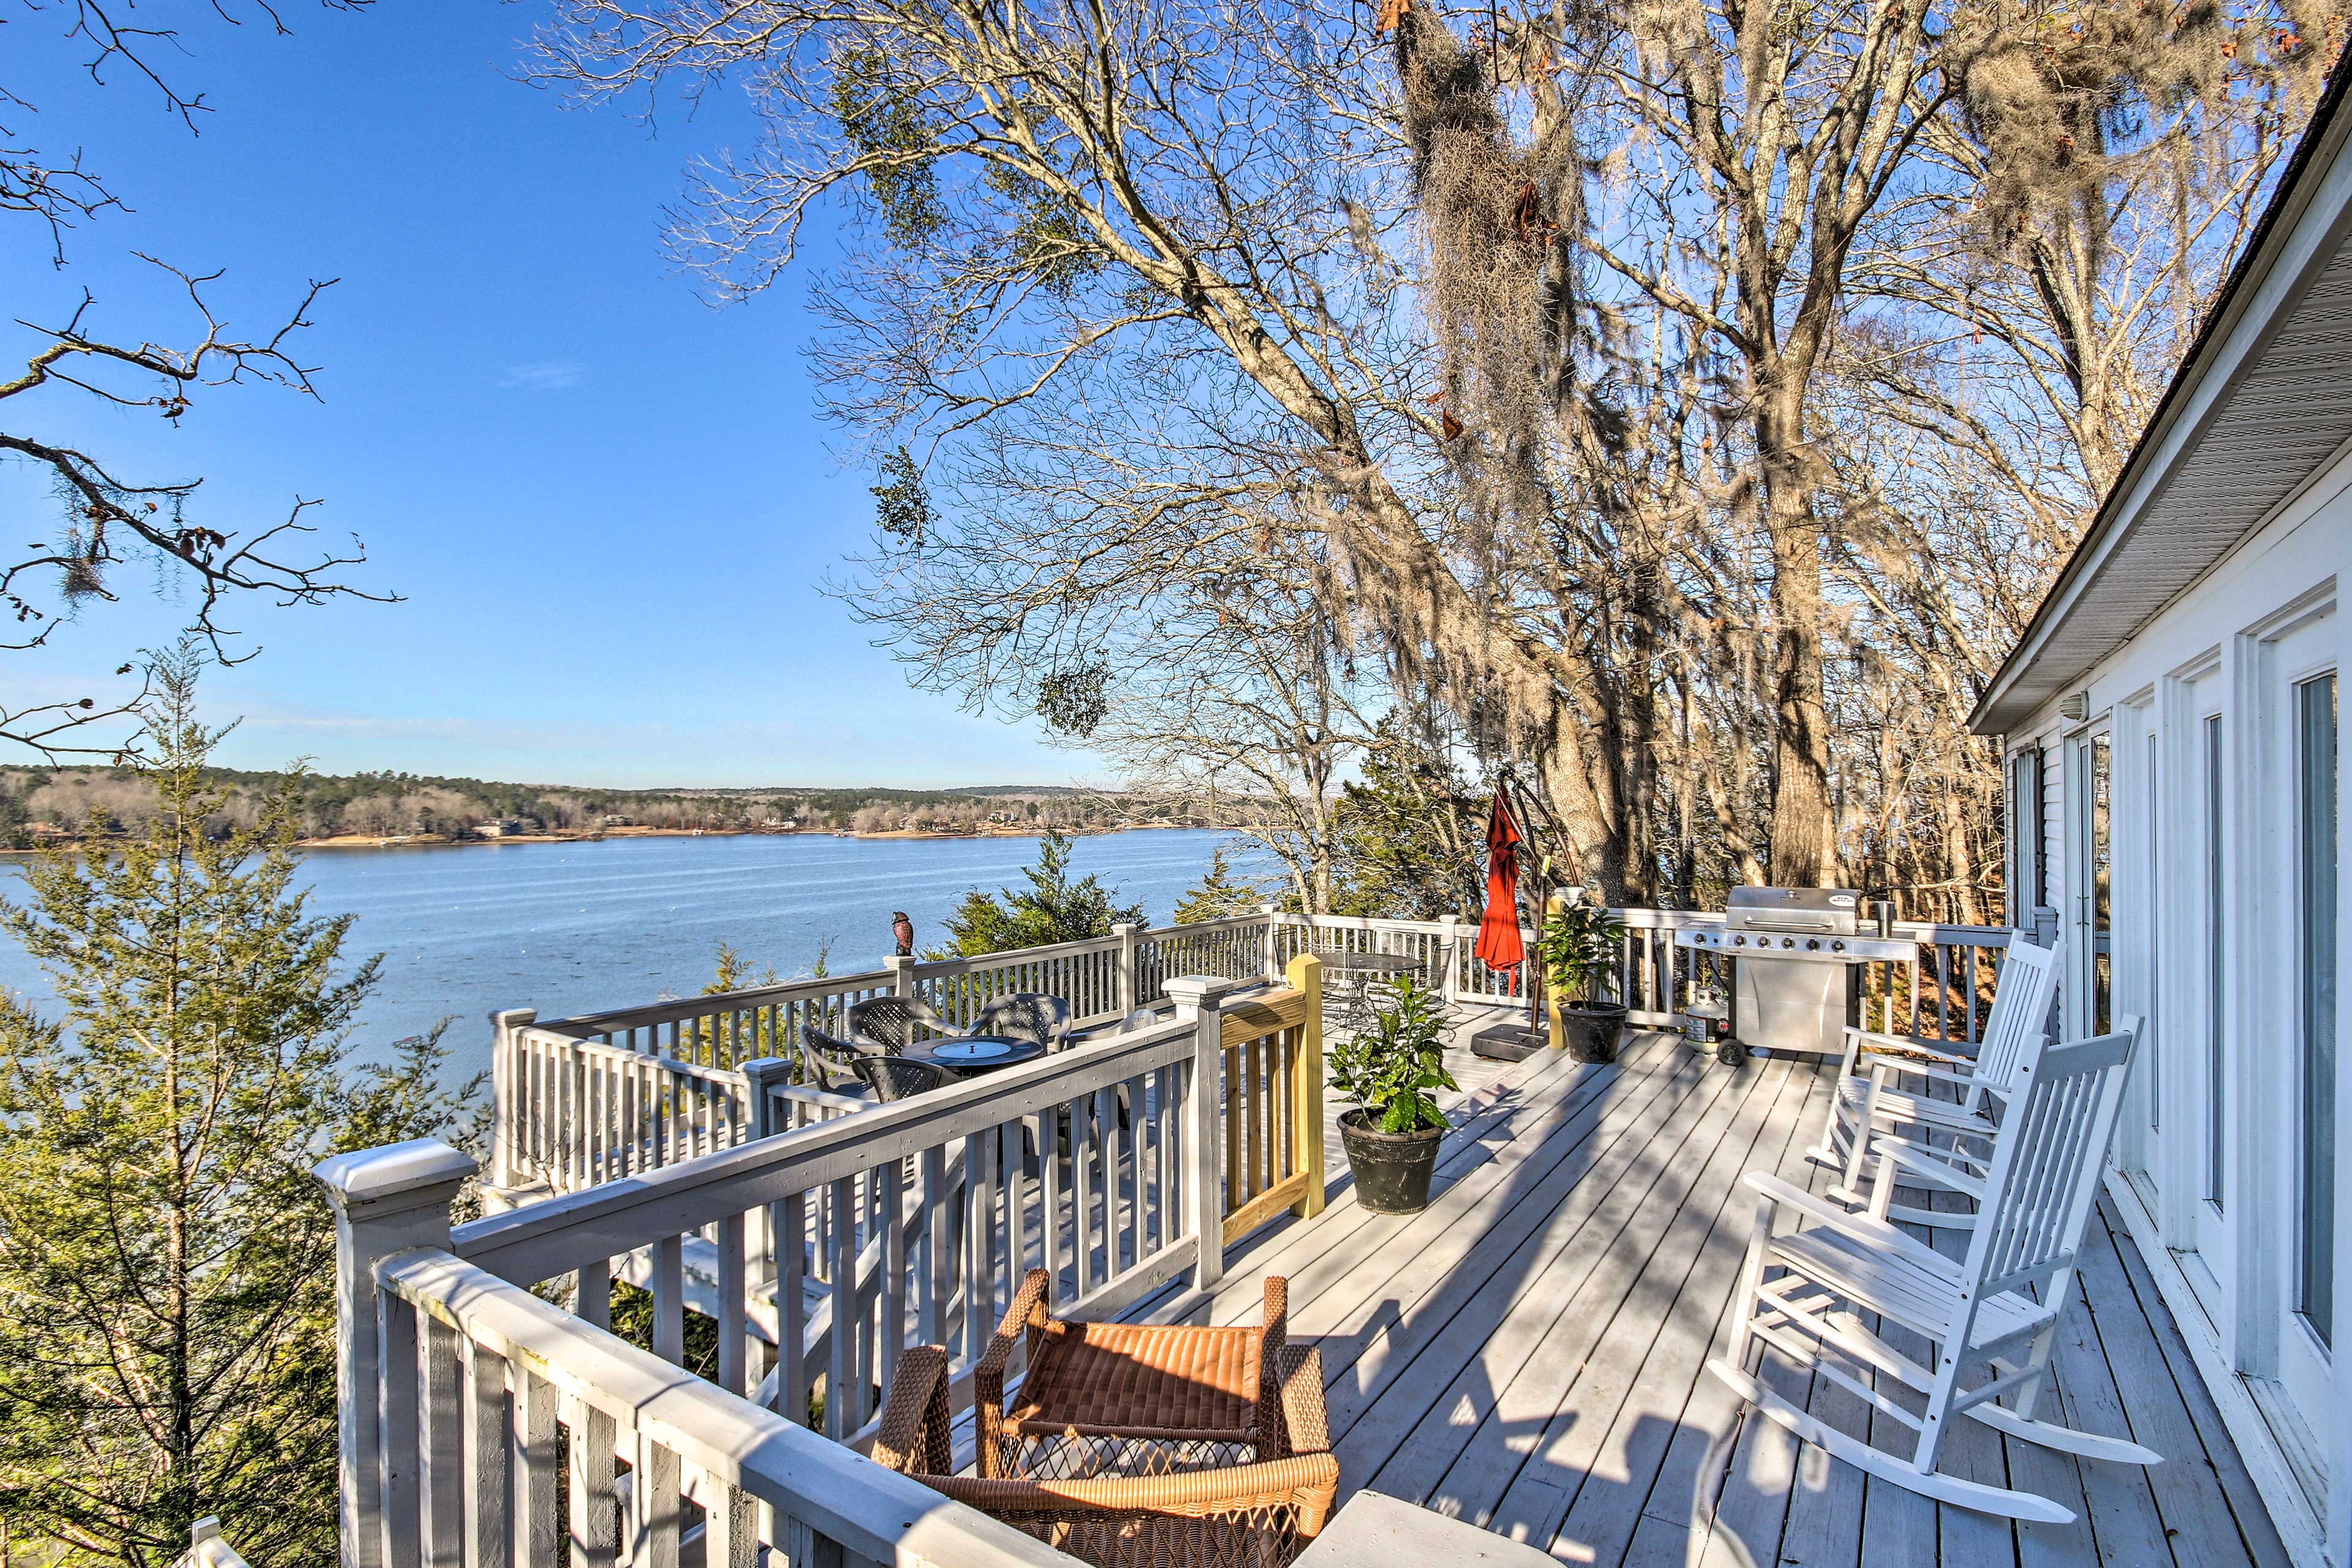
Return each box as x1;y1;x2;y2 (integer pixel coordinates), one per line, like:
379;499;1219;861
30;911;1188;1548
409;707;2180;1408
1859;1055;1982;1091
1871;1136;1989;1199
1846;1028;1976;1069
1741;1172;1954;1274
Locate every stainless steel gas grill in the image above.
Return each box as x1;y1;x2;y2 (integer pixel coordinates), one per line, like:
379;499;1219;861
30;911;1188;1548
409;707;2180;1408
1672;888;1918;1064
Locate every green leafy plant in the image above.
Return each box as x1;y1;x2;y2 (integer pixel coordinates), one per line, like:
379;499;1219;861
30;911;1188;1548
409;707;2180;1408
933;827;1144;957
1328;973;1458;1133
1538;902;1627;1006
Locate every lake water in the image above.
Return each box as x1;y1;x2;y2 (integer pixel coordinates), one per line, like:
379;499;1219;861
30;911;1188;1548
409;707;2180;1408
0;829;1251;1071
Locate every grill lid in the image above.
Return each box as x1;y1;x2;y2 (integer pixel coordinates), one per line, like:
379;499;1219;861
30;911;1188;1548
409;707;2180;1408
1724;886;1862;935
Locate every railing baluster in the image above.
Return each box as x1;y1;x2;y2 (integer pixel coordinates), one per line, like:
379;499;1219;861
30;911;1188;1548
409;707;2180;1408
717;1212;747;1399
777;1188;809;1425
461;1337;509;1568
630;1438;681;1568
703;1477;758;1568
919;1147;948;1342
649;1233;685;1365
968;1131;998;1358
827;1174;856;1439
1123;1071;1147;1271
513;1370;559;1568
567;1396;618;1568
381;1297;428;1568
1096;1084;1123;1276
1936;943;1951;1041
420;1316;464;1568
880;1156;906;1400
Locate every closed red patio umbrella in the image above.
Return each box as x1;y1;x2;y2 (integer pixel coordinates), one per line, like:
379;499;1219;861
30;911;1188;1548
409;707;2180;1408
1474;786;1526;974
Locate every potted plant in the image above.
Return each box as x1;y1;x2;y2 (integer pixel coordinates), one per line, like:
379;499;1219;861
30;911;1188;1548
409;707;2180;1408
1329;973;1458;1214
1539;900;1629;1063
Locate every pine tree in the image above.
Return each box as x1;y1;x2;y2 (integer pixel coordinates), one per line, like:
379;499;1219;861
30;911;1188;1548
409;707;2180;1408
1174;848;1262;924
935;827;1144;956
0;647;474;1568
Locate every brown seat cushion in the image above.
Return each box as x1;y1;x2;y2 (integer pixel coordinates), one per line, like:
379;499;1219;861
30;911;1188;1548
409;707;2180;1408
1010;1320;1264;1444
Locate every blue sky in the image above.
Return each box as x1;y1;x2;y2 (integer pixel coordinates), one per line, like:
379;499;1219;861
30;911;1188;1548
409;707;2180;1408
0;4;1103;789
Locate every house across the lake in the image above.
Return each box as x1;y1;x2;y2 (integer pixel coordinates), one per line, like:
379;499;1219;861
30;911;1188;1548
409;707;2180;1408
1973;51;2352;1566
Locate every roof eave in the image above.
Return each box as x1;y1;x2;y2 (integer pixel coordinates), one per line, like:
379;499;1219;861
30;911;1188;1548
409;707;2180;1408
1967;53;2352;740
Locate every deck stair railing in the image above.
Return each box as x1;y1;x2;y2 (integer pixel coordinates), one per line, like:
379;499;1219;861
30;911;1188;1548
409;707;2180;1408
318;960;1326;1568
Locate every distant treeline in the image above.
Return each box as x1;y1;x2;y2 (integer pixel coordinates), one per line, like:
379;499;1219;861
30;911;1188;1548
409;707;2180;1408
0;767;1253;846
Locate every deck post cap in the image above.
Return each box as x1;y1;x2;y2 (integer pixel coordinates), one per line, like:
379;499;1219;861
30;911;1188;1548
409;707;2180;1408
1165;974;1243;1012
311;1139;477;1209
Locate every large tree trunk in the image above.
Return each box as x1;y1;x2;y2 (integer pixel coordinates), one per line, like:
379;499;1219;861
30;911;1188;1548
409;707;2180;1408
1758;393;1836;886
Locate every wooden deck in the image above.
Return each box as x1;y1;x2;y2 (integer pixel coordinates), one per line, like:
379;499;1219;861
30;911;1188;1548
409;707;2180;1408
1124;1028;2292;1567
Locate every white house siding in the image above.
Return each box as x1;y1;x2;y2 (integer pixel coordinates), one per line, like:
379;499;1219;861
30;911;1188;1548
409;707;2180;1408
2003;437;2352;1568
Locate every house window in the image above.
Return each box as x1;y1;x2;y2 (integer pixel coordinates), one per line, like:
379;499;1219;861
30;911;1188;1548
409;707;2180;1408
2206;712;2226;1210
2011;748;2046;931
2297;671;2337;1346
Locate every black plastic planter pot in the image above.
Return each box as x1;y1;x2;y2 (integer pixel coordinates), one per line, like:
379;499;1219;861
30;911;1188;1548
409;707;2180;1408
1558;1002;1629;1064
1338;1109;1444;1214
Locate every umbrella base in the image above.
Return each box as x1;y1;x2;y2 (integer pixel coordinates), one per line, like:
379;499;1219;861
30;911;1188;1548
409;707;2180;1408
1468;1021;1547;1062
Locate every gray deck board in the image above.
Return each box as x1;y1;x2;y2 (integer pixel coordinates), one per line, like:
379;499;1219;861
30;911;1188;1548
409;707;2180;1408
1103;1028;2289;1568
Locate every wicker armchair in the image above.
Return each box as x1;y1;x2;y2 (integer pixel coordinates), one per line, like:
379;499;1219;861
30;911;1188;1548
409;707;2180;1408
974;1270;1291;1480
847;995;962;1052
799;1025;874;1092
851;1053;950;1102
875;1338;1337;1568
970;992;1073;1051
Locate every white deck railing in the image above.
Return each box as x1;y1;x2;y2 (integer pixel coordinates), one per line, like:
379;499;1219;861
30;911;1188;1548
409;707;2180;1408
320;964;1325;1568
489;905;2018;1200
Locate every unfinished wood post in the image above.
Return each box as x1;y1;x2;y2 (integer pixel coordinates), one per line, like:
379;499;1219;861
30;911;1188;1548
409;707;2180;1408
1286;953;1326;1220
312;1139;478;1568
1166;974;1239;1292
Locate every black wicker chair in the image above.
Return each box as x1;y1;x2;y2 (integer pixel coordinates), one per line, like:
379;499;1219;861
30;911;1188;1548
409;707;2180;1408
801;1025;876;1092
971;992;1072;1051
852;1054;951;1102
847;995;962;1053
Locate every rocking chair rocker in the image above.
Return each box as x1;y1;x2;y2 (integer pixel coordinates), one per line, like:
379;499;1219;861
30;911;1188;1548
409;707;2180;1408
1709;1015;2153;1523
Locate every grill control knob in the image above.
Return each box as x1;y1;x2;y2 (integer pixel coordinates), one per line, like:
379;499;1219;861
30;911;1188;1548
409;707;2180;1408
1781;937;1795;949
1831;940;1846;952
1805;939;1821;951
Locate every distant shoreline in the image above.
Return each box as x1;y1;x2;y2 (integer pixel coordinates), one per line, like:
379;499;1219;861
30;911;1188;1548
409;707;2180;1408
0;820;1220;857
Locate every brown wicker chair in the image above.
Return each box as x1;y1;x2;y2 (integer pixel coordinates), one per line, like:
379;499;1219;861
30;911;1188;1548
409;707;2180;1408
874;1336;1338;1568
972;1270;1291;1480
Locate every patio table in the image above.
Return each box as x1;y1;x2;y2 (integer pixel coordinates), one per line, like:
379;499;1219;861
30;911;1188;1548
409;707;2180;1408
899;1034;1048;1076
1317;949;1430;1035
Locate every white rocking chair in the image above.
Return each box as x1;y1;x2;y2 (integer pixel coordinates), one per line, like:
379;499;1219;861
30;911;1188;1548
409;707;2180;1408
1709;1016;2154;1523
1806;935;2062;1225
